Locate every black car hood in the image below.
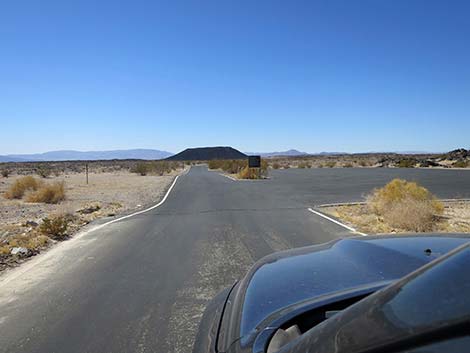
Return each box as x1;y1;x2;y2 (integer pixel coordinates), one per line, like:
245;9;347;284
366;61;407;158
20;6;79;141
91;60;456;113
218;235;470;352
280;241;470;353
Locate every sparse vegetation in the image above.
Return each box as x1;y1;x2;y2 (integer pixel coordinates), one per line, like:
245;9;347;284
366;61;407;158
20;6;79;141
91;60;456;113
396;159;417;168
39;215;70;240
131;162;150;176
37;166;52;178
272;162;280;169
0;231;50;256
27;181;66;204
4;176;66;204
1;169;10;178
325;161;336;168
208;159;268;179
4;176;42;199
208;159;247;174
453;160;469;168
321;179;453;234
130;161;180;176
367;179;444;232
298;162;311;169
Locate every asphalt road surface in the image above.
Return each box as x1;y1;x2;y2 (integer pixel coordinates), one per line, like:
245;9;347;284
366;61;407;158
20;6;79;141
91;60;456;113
1;166;469;353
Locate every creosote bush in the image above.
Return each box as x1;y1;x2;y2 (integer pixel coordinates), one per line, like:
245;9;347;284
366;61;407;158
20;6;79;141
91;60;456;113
39;215;70;240
132;162;150;176
37;166;52;178
27;181;66;204
397;159;416;168
453;160;469;168
367;179;444;232
4;176;42;199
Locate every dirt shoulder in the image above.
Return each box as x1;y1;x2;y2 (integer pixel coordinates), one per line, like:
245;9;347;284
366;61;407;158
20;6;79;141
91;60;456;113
0;170;182;271
320;200;470;234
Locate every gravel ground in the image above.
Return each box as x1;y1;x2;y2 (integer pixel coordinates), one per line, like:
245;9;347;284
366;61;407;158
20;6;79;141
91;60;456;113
321;200;470;234
0;171;178;227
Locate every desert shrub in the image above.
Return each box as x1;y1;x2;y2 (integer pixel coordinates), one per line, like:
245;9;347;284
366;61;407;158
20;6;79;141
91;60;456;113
209;159;267;177
359;160;368;167
39;215;70;240
238;167;260;179
343;163;353;168
0;245;10;255
397;159;416;168
37;166;52;178
133;161;180;176
453;160;469;168
283;164;290;169
325;161;336;168
4;176;42;199
1;169;10;178
131;162;150;176
261;159;268;172
209;160;247;174
298;162;308;169
272;162;280;170
367;179;444;232
0;233;51;255
152;161;166;175
208;160;222;170
27;181;66;204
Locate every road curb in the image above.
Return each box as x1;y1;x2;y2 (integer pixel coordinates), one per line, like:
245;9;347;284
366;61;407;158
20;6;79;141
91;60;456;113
315;198;470;208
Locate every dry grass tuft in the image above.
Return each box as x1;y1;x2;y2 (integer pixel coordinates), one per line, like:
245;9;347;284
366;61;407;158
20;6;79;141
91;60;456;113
367;179;444;232
26;181;66;204
0;232;51;255
4;176;42;199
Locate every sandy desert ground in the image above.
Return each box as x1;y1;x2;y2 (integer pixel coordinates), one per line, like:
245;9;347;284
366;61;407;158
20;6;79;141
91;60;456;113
321;200;470;234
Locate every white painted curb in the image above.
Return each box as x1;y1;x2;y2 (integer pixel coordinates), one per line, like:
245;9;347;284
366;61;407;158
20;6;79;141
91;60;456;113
308;208;367;236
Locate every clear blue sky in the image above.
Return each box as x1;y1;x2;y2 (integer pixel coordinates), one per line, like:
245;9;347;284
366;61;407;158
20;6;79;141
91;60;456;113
1;0;469;154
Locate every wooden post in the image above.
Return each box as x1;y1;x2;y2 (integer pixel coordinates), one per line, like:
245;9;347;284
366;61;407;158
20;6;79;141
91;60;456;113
86;163;89;185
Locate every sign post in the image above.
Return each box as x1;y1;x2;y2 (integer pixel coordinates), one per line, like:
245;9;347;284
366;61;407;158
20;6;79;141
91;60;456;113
248;156;261;179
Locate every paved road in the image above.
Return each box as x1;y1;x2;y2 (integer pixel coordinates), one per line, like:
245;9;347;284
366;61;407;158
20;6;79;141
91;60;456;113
0;166;469;353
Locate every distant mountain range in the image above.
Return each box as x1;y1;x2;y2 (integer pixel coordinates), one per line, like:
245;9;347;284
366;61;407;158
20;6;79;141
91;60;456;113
0;148;446;163
0;149;173;162
245;149;308;157
167;146;247;161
